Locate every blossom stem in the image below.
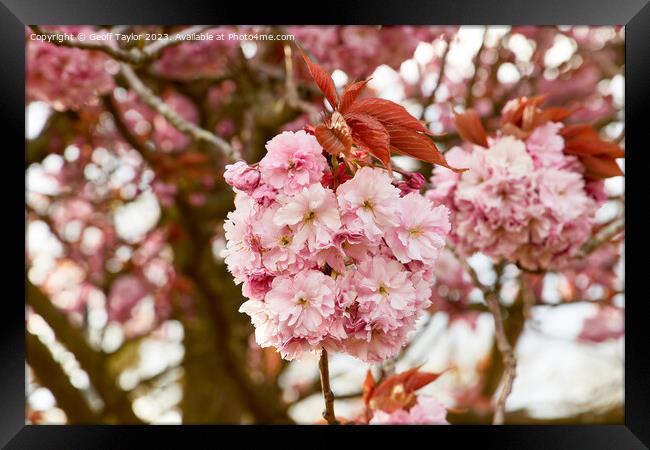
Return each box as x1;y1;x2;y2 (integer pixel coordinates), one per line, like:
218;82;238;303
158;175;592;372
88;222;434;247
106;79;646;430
331;155;340;189
319;348;338;425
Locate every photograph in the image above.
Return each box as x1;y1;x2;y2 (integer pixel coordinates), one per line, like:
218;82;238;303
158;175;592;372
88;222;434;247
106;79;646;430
23;24;626;428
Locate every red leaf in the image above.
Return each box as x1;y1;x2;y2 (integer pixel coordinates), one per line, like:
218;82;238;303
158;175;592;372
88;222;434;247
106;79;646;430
314;113;352;157
403;371;445;392
501;95;547;128
581;154;624;179
453;109;488;147
314;124;349;157
559;123;624;179
564;140;625;157
345;112;391;167
535;106;574;125
301;52;338;109
339;79;370;114
559;124;596;140
367;368;445;414
347;97;431;134
522;103;537;131
362;370;376;406
384;123;467;172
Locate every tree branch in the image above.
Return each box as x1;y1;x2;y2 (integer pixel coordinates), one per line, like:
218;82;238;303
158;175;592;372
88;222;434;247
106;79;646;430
427;37;452;105
119;63;240;161
27;331;100;423
319;348;338;425
578;219;624;258
465;26;488;108
484;289;517;425
26;279;143;423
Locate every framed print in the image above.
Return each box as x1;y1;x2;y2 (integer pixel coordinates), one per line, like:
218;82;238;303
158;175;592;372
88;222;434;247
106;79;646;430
2;0;648;447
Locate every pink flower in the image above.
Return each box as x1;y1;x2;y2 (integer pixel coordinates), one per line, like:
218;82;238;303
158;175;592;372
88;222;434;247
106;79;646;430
337;167;401;240
259;131;327;195
353;255;417;330
265;270;336;343
341;324;412;363
385;193;450;264
242;269;274;301
250;183;278;207
428;130;606;271
485;136;534;177
370;395;449;425
316;229;372;273
525;122;582;172
239;299;280;349
273;183;341;252
395;172;426;196
538;168;591;222
254;206;304;274
222;193;262;284
224;161;261;194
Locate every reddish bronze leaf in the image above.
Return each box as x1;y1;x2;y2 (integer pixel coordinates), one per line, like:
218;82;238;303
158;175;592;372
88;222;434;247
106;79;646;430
403;371;445;393
347;97;431;134
501;94;547;128
522;103;537;131
314;113;352;157
345;112;391;167
535;106;574;125
581;154;624;179
301;52;338;109
559;124;595;140
453;109;488;147
362;370;376;406
564;139;625;157
384;123;467;172
339;79;370;114
367;368;445;414
560;123;624;179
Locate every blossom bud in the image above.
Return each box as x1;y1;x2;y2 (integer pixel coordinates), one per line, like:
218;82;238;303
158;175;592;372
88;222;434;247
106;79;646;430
224;161;261;193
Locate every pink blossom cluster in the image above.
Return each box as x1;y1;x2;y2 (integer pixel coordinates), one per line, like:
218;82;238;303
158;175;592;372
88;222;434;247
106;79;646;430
427;121;606;271
287;26;444;79
27;26;116;111
223;130;451;362
369;395;449;425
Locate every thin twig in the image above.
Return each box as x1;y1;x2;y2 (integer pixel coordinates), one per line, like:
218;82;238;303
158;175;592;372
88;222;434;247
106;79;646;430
119;63;240;161
447;246;517;424
319;348;338;425
447;244;484;293
428;37;452;105
485;288;517;425
578;219;624;258
465;26;488;108
282;43;321;122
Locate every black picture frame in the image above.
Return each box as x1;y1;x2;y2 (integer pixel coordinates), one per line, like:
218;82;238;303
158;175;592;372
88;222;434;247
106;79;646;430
3;0;648;447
